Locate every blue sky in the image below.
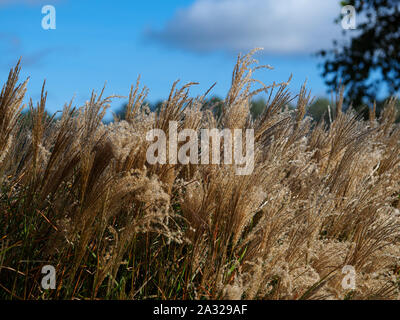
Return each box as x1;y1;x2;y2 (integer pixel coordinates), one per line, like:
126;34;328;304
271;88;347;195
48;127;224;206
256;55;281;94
0;0;349;120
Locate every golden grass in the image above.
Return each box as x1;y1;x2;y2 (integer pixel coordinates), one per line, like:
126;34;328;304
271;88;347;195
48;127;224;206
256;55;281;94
0;50;400;300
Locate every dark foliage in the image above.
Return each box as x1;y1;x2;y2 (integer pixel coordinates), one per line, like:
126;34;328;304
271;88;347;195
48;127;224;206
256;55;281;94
318;0;400;106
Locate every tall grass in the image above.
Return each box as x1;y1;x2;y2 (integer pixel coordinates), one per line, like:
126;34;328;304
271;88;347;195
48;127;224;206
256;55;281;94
1;50;400;300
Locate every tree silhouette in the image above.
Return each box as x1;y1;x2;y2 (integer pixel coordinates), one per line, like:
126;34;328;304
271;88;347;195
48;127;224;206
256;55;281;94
318;0;400;107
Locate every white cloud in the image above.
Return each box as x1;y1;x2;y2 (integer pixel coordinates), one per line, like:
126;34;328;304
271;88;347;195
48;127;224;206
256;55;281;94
146;0;343;55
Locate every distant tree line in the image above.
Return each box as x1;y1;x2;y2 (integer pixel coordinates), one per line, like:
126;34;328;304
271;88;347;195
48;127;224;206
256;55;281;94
24;94;399;127
115;95;400;125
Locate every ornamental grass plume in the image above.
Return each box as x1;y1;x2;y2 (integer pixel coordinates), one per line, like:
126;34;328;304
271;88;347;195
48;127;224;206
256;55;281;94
0;49;400;300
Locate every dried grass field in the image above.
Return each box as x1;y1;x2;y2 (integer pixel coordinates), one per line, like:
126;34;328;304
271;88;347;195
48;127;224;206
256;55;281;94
1;50;400;300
